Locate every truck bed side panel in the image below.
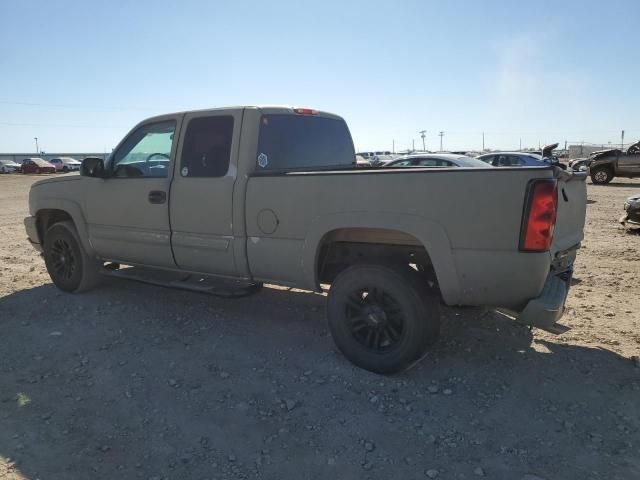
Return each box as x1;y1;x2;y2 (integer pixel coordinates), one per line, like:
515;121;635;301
245;167;556;307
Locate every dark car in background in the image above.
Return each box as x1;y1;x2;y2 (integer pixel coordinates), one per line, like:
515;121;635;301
21;158;56;174
477;151;547;167
477;143;566;169
620;194;640;227
587;140;640;184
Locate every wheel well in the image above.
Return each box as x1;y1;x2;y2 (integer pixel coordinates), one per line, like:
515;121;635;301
36;209;73;243
316;228;437;288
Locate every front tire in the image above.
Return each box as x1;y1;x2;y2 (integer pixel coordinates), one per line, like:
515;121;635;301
43;221;101;293
590;167;613;184
327;264;440;374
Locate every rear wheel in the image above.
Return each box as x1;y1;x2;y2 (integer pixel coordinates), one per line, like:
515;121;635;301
62;166;69;173
327;264;440;374
43;221;101;292
590;167;613;184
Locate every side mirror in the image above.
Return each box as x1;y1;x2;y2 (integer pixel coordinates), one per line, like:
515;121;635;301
81;157;106;177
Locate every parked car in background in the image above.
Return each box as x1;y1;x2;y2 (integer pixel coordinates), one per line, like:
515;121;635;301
620;194;640;227
21;158;56;174
587;140;640;184
477;152;547;167
0;159;21;173
358;151;396;165
49;157;82;172
568;157;590;172
478;144;566;169
386;153;491;168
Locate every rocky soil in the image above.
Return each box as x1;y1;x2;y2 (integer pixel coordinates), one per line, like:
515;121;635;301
1;174;638;480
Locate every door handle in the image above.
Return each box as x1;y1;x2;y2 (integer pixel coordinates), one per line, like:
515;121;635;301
148;190;167;204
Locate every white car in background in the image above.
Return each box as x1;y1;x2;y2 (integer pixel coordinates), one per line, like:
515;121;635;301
49;157;81;173
0;159;21;173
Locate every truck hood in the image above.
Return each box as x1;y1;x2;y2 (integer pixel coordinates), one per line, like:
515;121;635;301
542;143;559;157
590;148;620;159
32;174;83;188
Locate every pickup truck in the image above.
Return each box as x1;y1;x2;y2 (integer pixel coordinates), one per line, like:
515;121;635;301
24;106;588;373
588;140;640;184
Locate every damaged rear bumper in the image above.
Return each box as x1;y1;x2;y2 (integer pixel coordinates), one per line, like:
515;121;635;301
514;245;579;332
516;269;571;331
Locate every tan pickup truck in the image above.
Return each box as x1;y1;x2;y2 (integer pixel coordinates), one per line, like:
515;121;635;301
24;106;587;373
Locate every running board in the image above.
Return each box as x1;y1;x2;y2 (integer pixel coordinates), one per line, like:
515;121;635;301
101;266;263;298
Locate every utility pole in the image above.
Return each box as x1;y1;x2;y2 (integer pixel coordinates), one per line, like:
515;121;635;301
622;130;625;149
438;131;444;151
34;137;39;153
412;139;415;152
564;140;567;154
419;130;426;152
482;132;485;151
392;139;395;154
519;138;522;151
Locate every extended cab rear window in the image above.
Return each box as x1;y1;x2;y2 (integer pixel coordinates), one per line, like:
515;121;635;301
257;114;355;170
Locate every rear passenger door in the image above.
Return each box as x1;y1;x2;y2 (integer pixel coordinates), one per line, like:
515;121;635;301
169;109;242;276
618;153;640;176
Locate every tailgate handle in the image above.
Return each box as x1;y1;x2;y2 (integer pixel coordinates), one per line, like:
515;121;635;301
148;190;167;204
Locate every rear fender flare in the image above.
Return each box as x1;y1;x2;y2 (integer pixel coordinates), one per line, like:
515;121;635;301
302;212;461;305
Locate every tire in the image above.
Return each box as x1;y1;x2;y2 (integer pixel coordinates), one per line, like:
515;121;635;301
327;263;440;374
62;166;69;173
590;167;613;184
43;221;101;293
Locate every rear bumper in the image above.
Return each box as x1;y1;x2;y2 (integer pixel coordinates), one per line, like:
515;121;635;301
24;216;43;253
516;269;571;330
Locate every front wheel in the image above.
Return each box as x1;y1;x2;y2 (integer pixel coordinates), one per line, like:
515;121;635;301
590;167;613;184
43;221;101;292
327;264;440;374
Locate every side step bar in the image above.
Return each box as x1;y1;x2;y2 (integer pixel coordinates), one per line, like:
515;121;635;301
101;265;263;298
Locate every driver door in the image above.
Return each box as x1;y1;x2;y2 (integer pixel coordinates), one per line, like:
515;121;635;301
84;115;181;267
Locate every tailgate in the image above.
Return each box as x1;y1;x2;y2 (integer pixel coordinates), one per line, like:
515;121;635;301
551;170;587;256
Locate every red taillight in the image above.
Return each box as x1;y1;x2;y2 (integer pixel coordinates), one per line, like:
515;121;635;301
520;179;558;252
293;107;317;116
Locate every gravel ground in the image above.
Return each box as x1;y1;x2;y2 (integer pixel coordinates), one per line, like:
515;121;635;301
1;173;639;480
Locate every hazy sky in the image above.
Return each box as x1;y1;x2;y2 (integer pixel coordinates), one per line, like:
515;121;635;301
1;0;638;153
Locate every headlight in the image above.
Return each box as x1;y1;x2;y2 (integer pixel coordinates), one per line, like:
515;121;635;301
579;165;587;171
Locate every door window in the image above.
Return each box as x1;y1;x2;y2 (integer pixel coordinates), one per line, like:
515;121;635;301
112;120;176;178
180;116;234;177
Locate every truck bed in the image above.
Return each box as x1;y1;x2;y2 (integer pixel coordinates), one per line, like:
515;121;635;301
244;166;586;310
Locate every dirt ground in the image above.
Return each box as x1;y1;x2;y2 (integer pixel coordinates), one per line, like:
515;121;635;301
0;173;638;480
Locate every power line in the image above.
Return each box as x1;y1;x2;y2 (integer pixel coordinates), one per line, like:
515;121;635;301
0;121;127;129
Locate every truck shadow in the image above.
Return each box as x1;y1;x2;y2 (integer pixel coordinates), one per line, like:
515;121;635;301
0;280;637;479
